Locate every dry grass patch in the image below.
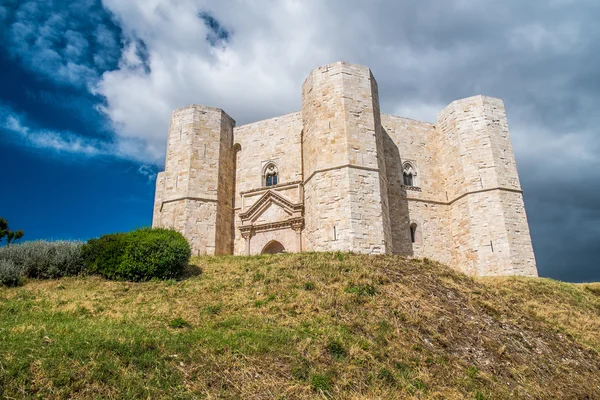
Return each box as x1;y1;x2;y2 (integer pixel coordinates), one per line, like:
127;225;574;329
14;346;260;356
0;253;599;399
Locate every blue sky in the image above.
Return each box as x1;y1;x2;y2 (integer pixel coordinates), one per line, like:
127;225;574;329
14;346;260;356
1;0;599;282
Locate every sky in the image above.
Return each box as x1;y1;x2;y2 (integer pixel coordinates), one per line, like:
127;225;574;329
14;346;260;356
1;0;599;282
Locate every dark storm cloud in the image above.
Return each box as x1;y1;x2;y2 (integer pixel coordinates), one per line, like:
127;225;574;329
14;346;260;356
305;0;600;281
1;0;598;280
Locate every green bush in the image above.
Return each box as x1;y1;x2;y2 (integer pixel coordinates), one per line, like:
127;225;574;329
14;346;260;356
82;233;127;276
0;259;24;287
0;241;85;279
83;228;190;282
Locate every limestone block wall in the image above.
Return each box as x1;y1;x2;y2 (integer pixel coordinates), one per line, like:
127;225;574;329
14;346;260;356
152;172;165;220
437;96;537;276
302;61;391;254
381;114;452;262
152;105;235;255
497;190;537;276
158;200;219;255
231;112;303;254
250;229;298;255
303;168;353;251
151;61;537;278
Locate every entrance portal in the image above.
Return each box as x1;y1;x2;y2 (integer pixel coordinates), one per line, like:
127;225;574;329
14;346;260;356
261;240;285;254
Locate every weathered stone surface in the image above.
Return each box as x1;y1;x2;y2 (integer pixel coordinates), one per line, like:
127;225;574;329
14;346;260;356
152;105;235;255
302;62;392;254
152;62;538;277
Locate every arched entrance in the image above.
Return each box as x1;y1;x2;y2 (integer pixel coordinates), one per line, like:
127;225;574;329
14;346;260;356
261;240;285;254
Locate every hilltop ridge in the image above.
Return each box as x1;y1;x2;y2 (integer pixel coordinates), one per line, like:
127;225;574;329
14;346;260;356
0;253;599;399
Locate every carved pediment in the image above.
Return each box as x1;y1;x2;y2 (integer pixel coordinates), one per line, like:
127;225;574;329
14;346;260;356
253;203;291;224
239;183;304;238
239;190;303;223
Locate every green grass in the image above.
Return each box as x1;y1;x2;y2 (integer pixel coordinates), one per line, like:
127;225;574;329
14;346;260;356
1;253;599;399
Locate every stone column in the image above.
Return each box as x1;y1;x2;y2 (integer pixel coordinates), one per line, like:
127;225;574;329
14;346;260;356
291;221;303;253
241;229;252;255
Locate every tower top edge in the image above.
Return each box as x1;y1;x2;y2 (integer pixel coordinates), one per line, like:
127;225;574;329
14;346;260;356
303;61;372;84
171;104;235;124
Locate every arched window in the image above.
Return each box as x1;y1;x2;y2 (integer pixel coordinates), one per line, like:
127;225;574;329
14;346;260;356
410;223;417;243
263;163;279;187
402;162;417;187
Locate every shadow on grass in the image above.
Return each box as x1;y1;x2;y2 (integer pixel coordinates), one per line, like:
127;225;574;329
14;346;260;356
181;263;203;279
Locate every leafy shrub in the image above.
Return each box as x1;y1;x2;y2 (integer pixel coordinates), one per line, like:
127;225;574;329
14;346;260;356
0;259;24;287
83;228;190;282
82;233;127;276
0;241;85;279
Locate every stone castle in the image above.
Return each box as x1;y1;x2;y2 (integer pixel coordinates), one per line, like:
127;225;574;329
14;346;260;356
152;61;537;277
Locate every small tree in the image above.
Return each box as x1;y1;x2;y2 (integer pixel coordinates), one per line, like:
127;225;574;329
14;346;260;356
0;218;24;247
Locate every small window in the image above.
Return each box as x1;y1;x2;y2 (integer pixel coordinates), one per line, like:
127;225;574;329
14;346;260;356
410;223;417;243
402;162;417;187
266;174;278;186
263;163;279;187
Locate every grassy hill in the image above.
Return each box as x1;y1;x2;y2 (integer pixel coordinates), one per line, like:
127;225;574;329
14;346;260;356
1;253;599;399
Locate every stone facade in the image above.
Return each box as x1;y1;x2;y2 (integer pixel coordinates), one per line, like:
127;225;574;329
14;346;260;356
153;61;538;277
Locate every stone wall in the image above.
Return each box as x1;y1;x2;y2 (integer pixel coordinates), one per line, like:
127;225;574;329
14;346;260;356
437;96;537;276
250;228;298;255
302;61;391;254
152;61;537;277
381;114;452;263
152;105;235;255
231;112;303;254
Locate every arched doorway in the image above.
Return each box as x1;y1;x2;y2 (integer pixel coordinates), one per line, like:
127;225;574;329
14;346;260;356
262;240;285;254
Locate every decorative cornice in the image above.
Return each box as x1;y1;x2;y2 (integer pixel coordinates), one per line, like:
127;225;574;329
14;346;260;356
158;196;219;212
240;217;304;234
403;187;523;206
240;180;303;195
304;164;380;185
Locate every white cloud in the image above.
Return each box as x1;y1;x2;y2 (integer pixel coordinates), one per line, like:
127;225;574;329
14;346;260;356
3;0;600;279
94;0;449;165
3;0;121;88
1;104;104;156
4;0;600;177
0;103;152;161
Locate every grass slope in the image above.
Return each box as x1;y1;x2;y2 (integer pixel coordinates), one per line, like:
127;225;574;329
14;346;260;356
1;253;599;399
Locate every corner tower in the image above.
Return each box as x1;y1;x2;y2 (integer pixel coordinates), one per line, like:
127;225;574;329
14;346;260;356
437;96;537;276
153;105;235;255
301;62;392;253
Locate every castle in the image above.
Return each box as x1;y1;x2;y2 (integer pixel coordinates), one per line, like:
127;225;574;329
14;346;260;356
152;61;537;277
